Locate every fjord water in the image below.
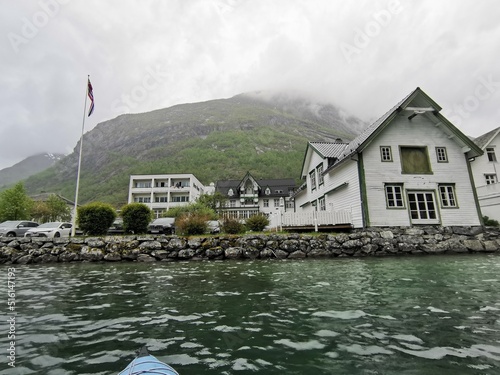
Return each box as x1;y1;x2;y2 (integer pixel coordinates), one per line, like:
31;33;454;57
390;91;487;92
2;255;500;375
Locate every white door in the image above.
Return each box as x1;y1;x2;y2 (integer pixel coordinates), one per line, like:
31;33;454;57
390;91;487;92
407;191;440;225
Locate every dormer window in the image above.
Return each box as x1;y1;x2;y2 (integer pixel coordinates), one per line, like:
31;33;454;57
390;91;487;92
265;187;271;195
228;188;234;197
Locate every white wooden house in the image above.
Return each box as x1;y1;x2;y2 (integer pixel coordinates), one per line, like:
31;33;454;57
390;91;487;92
471;127;500;222
216;172;296;221
294;87;483;228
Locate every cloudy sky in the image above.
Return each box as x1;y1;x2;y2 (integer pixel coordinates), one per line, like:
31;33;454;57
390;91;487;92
1;0;499;170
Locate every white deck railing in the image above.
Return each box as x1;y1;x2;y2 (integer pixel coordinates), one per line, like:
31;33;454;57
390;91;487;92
281;210;352;230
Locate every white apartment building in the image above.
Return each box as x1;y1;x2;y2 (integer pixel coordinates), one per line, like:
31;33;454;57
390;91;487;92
128;174;214;218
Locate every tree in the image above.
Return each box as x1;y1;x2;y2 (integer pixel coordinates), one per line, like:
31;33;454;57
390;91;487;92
164;201;217;220
0;183;33;222
196;192;228;214
121;203;153;234
77;202;116;236
175;213;210;236
31;194;71;223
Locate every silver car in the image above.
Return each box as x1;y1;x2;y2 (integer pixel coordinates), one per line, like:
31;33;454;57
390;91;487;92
0;221;39;237
24;222;72;238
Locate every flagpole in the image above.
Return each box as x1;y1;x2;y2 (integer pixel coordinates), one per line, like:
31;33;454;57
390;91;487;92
71;75;90;236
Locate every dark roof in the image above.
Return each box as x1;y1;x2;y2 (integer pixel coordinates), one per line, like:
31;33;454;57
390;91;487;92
215;175;296;198
473;126;500;149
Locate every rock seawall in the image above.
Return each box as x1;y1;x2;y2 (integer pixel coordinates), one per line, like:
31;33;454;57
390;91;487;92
1;226;499;265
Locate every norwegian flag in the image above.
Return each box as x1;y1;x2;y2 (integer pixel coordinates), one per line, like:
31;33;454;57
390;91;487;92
87;78;94;117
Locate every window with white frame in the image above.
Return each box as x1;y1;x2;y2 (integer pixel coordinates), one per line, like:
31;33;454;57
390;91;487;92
319;197;326;211
385;184;404;208
317;164;324;185
380;146;392;162
439;184;457;207
263;199;269;207
274;198;280;207
310;170;317;191
230;200;236;207
435;147;448;162
485;174;498;185
486;147;497;162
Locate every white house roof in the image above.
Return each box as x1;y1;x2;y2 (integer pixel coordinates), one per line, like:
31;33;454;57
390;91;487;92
473;126;500;149
300;141;349;178
309;142;349;158
324;87;483;174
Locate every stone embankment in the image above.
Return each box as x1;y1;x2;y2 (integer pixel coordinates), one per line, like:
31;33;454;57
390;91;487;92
1;226;499;264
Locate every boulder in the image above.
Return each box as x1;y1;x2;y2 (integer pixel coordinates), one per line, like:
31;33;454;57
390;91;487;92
225;247;243;259
137;254;156;262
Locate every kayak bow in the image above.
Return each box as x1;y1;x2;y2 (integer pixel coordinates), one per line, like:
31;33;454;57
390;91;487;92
118;346;179;375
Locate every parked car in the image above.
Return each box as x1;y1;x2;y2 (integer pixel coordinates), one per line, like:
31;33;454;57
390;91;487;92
148;217;175;235
0;221;39;237
207;220;221;234
24;222;72;238
107;219;125;235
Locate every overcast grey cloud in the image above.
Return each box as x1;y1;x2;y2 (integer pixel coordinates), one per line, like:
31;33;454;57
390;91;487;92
1;0;499;170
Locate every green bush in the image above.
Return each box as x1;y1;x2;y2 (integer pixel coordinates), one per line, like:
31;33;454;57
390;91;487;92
164;202;217;220
483;216;499;227
176;214;209;236
222;217;245;234
77;202;116;236
121;203;153;234
245;214;269;232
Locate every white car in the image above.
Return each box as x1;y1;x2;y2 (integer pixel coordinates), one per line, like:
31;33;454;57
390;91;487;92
24;222;72;238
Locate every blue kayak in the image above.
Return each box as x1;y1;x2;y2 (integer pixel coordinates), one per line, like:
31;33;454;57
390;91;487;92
118;347;179;375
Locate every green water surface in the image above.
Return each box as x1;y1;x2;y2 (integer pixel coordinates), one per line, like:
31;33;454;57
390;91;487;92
1;255;500;374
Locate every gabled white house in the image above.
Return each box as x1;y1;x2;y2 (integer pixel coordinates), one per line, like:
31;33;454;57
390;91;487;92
295;87;484;228
471;126;500;222
216;172;296;219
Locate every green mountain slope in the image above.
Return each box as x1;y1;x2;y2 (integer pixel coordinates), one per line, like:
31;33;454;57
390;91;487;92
23;92;366;207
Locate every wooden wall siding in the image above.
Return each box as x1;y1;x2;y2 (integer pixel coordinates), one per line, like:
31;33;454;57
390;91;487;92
308;151;326;195
295;150;325;212
471;132;500;187
323;160;364;228
293;188;309;211
476;184;500;221
362;113;481;227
